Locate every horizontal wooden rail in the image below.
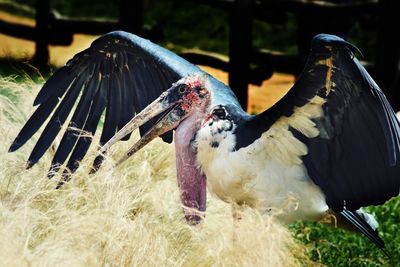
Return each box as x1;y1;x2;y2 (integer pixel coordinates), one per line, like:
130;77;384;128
0;19;73;45
51;17;119;35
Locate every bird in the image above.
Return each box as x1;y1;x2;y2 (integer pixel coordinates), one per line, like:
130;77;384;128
9;31;400;254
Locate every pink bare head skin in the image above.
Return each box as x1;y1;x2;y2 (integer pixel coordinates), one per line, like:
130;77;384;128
173;75;211;224
100;74;210;165
98;74;211;224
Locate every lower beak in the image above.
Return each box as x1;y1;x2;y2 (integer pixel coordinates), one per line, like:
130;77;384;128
98;94;183;165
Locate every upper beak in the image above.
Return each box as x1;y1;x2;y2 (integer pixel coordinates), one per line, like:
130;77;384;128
98;87;185;165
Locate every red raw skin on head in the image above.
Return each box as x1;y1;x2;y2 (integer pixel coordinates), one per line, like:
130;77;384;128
181;90;203;113
181;80;207;113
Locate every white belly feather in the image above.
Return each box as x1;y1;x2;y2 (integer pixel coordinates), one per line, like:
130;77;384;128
195;96;329;223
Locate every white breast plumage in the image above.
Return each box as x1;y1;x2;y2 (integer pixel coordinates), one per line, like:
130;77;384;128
195;97;330;223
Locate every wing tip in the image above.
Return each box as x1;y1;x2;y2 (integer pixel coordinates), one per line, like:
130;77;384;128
32;84;49;107
8;142;18;153
311;33;362;56
33;99;41;107
339;208;389;257
9;136;26;152
26;160;34;169
90;154;105;174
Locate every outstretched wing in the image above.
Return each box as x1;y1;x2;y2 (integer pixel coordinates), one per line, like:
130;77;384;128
238;33;400;211
9;31;203;174
234;34;400;249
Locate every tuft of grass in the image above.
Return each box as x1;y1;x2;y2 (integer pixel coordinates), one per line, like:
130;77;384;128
1;77;312;266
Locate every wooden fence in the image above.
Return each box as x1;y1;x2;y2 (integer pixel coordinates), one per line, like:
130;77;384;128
0;0;399;110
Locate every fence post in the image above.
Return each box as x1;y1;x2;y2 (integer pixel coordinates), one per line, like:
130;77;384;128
119;0;143;34
376;0;400;110
228;0;252;110
33;0;51;69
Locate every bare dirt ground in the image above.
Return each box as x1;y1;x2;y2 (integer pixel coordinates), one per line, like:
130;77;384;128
0;11;294;114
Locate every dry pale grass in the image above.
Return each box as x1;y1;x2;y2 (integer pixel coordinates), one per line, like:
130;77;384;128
0;77;318;267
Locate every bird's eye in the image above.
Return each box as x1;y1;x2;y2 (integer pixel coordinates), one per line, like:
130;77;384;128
212;108;226;120
178;85;187;94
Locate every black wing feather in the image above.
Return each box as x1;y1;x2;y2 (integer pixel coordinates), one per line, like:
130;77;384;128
99;67;116;144
27;74;87;167
33;62;86;106
66;82;108;172
48;70;102;178
49;66;101;173
8;64;93;152
10;31;203;176
118;63;136;141
65;80;107;177
113;51;133;136
236;34;400;249
9;96;59;152
302;49;400;211
55;83;109;187
243;34;400;211
339;209;387;255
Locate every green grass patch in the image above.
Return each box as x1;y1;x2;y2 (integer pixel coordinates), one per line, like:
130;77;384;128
290;197;400;266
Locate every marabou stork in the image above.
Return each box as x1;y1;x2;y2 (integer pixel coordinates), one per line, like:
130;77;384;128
9;31;400;254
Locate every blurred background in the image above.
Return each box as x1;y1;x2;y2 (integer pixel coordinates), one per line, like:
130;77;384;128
0;0;399;113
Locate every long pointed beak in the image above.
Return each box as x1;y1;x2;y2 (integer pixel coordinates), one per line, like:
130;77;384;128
115;103;182;166
98;90;184;165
